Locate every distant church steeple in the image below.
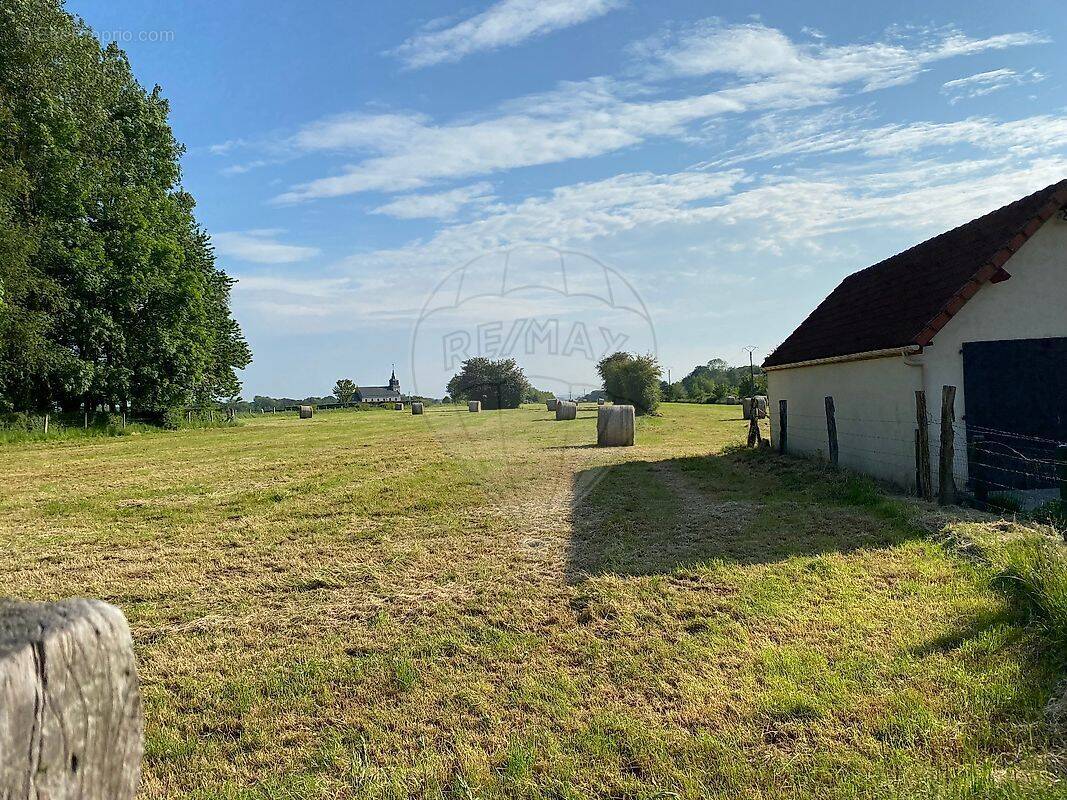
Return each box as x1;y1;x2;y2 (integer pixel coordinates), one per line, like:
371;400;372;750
388;366;400;393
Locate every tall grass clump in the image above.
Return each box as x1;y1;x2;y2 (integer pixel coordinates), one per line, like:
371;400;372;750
991;535;1067;658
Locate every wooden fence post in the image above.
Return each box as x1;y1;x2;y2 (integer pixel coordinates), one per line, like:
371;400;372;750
747;403;761;447
83;411;88;429
43;414;49;435
0;599;143;799
778;399;788;455
938;385;957;506
915;390;933;501
824;396;838;466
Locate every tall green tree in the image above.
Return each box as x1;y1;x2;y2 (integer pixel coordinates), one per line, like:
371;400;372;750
0;0;250;413
447;358;530;410
333;379;357;405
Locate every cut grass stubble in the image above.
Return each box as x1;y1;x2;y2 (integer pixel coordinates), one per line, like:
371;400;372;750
0;403;1064;799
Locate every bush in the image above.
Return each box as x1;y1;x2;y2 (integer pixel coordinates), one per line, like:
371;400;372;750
597;352;662;415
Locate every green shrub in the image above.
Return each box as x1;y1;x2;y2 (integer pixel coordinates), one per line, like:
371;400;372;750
596;352;662;415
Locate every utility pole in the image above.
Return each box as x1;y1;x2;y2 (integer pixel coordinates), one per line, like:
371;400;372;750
743;346;757;394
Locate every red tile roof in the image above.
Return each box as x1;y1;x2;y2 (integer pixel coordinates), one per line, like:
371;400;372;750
763;179;1067;369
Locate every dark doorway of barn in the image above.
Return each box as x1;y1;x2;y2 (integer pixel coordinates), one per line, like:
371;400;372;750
962;337;1067;508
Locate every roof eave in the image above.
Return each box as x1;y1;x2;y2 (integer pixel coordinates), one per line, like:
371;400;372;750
764;345;923;372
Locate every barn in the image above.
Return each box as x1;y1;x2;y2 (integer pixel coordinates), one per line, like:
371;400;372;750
764;179;1067;505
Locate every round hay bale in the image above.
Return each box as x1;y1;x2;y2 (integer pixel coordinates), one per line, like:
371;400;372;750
597;404;635;446
726;395;739;405
597;398;606;405
299;405;313;419
394;402;404;411
555;400;577;420
411;402;424;415
468;400;481;413
546;399;558;411
755;395;768;419
741;397;753;420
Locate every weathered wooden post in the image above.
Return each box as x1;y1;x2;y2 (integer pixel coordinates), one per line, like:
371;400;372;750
778;399;787;455
938;385;957;506
747;399;762;448
824;396;838;466
0;599;143;799
915;390;932;500
43;414;49;435
83;411;89;429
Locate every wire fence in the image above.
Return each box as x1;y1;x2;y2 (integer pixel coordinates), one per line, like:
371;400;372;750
774;394;1066;518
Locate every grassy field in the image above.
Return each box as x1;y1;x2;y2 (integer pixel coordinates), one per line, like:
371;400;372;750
1;403;1064;799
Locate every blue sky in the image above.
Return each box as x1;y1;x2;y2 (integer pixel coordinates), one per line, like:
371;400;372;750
68;0;1066;398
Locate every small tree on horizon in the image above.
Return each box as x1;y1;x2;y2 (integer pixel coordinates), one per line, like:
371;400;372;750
333;378;357;405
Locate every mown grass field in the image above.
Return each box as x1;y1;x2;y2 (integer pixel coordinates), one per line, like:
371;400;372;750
0;403;1064;799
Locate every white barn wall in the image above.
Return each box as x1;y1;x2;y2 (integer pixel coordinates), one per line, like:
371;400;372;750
768;214;1067;493
919;215;1067;489
768;356;921;488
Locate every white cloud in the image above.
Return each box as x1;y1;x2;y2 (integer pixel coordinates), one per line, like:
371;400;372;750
212;231;321;264
221;159;270;176
941;68;1046;104
711;113;1067;165
390;0;624;69
273;25;1045;203
236;154;1067;331
636;21;1047;89
291;112;431;152
208;138;246;155
371;183;495;219
332;121;1067;277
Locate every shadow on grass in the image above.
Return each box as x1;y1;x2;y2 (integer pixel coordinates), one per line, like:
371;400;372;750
566;448;922;582
908;606;1019;657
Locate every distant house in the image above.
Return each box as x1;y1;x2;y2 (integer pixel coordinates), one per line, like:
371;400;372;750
356;370;403;404
764;179;1067;501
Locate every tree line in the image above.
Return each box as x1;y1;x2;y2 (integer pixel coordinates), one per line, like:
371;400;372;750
662;358;767;403
447;354;764;415
0;0;250;415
